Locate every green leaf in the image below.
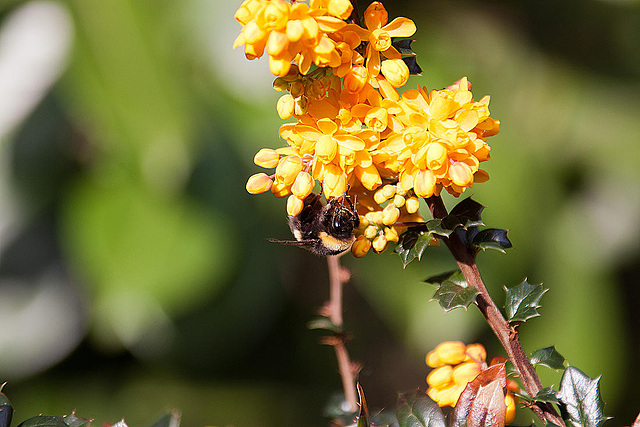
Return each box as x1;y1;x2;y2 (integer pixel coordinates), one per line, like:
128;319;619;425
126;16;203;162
557;367;608;427
424;270;459;285
147;412;180;427
530;346;567;371
396;391;446;427
17;416;68;427
472;229;512;253
449;197;485;228
63;414;91;427
0;395;12;427
534;387;559;404
430;271;479;312
307;316;342;333
504;279;548;323
393;38;417;56
426;219;455;237
395;227;433;267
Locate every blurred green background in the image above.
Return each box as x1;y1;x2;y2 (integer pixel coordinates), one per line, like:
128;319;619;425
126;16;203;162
0;0;639;425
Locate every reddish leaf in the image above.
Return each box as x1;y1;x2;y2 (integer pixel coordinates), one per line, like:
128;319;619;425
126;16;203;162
467;381;506;427
451;364;508;427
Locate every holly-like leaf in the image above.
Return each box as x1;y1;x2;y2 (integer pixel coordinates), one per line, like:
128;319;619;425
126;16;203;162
451;364;508;427
395;227;433;267
472;229;512;253
402;57;422;75
430;271;479;312
17;416;68;427
449;198;485;228
0;389;12;427
396;391;446;427
393;38;417;56
505;279;548;323
467;381;506;427
557;367;608;427
63;414;91;427
530;346;567;371
534;387;559;404
424;270;459;285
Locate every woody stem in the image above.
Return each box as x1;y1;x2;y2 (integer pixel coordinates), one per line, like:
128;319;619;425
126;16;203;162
327;255;358;412
426;195;565;427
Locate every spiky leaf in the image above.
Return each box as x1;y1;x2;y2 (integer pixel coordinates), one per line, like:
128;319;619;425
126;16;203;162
17;416;68;427
557;367;608;427
393;38;417;56
0;390;12;427
451;364;508;427
396;391;446;427
534;387;559;404
395;227;433;267
431;271;479;312
449;198;485;228
402;57;422;75
63;414;91;427
424;270;458;285
472;229;512;253
505;279;548;323
530;346;566;371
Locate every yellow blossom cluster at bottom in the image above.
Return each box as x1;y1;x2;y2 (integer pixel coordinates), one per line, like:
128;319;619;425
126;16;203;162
426;341;518;424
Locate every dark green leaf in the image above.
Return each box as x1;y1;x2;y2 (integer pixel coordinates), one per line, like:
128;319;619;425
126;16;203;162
505;279;548;323
530;346;566;371
431;272;479;312
425;219;454;238
63;414;91;427
0;403;12;427
472;229;512;253
147;412;180;427
557;367;608;427
402;57;422;75
396;391;446;427
449;198;485;228
17;416;67;427
395;227;433;267
424;270;458;285
392;38;417;56
307;316;342;333
533;387;559;404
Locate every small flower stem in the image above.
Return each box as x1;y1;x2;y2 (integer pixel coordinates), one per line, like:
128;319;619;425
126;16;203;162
327;255;358;413
426;195;565;427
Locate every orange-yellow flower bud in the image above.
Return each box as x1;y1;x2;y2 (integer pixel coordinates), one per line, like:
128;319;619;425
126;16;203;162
427;365;453;388
405;196;420;214
436;384;465;407
292;171;314;199
287;194;304;217
380;58;409;88
372;234;388;253
277;94;295;120
452;361;482;386
327;0;353;20
464;343;487;363
270;179;291;198
392;194;405;208
364;225;378;240
426;350;442;368
382;205;400;225
351;235;372;258
505;392;516;424
449;162;474;187
384;226;399;242
414;169;436;198
435;341;467;365
316;134;338;164
254;148;280;169
427;387;439;402
344;66;368;93
246;173;273;194
275;156;303;186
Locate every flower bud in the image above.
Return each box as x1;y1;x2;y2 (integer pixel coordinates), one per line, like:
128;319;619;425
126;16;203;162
273;77;289;92
452;361;482;385
344;66;368;93
372;234;388;253
414;169;436;198
435;341;466;365
277;94;295;120
327;0;353;20
254;148;280;169
426;350;442;368
505;392;516;424
380;58;409;88
246;173;273;194
427;365;453;388
287;195;304;217
382;205;400;225
436;384;465;407
384;226;399;243
275;156;303;186
405;196;420;214
392;194;405;208
364;225;378;240
270;179;291;198
351;235;372;258
464;343;487;363
291;171;314;199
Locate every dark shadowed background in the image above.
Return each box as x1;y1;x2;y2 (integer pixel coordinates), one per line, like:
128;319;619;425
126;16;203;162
0;0;639;425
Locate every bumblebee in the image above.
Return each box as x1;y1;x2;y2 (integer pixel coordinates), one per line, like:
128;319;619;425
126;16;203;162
271;193;360;256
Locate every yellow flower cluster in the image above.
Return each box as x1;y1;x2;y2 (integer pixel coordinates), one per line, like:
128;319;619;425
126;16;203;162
241;1;500;257
426;341;518;424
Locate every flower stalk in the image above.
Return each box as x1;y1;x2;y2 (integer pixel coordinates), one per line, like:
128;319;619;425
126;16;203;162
426;195;565;426
327;255;358;412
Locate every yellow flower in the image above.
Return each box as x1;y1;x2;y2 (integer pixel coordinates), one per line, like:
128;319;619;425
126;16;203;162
344;2;416;79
